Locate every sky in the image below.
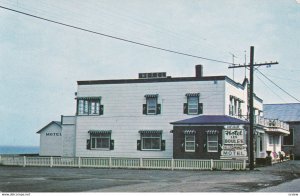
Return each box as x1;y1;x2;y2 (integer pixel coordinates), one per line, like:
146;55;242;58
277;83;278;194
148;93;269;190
0;0;299;146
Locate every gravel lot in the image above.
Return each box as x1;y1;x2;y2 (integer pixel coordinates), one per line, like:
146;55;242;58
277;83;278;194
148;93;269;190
0;160;299;192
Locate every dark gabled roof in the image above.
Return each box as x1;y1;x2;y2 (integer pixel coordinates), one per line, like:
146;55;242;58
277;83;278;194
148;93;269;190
36;121;62;134
170;115;249;125
264;103;300;122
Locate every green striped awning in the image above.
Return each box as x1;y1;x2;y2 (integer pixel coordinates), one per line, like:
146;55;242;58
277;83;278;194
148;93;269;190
206;130;219;135
139;130;163;134
88;130;111;134
184;130;196;135
144;94;158;98
77;96;101;100
185;93;200;97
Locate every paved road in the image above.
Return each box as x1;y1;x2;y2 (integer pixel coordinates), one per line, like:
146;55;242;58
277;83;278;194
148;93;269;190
259;178;300;192
0;161;299;192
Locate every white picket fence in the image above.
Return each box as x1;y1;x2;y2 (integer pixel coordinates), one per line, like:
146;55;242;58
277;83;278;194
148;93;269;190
0;156;247;170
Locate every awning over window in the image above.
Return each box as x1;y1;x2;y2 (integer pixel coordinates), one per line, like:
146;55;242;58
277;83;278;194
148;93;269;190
230;95;244;103
77;96;101;100
88;130;111;134
144;94;158;98
184;130;196;135
139;130;163;134
185;93;200;97
206;130;219;135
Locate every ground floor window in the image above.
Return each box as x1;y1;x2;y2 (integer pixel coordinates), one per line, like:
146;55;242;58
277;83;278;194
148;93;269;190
88;130;113;150
207;134;218;152
185;135;195;152
283;128;294;146
269;135;279;145
141;133;161;150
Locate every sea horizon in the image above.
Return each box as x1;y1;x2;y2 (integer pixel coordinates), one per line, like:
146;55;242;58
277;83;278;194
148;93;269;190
0;145;39;155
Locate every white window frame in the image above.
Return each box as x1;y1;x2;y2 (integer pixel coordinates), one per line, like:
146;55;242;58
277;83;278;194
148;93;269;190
187;96;198;115
146;97;157;115
207;134;218;152
78;98;101;115
141;133;161;151
185;134;195;152
90;133;110;150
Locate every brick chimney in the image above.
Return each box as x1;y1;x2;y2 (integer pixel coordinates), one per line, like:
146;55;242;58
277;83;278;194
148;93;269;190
195;64;203;78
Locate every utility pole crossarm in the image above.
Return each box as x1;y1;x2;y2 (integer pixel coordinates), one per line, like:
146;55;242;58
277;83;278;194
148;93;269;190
228;62;278;69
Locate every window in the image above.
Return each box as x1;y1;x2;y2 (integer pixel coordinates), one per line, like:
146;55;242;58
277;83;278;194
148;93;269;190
207;134;218;152
143;94;161;115
142;133;161;150
88;130;113;150
147;97;157;114
184;93;202;115
91;133;110;149
283;128;294;146
187;96;198;114
185;135;195;152
77;97;103;115
269;135;279;145
138;130;164;151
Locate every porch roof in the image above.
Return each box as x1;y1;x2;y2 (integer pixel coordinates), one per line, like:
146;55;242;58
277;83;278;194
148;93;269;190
170;115;249;125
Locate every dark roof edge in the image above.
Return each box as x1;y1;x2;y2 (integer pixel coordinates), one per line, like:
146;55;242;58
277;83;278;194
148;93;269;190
36;121;62;134
77;76;226;85
77;75;248;89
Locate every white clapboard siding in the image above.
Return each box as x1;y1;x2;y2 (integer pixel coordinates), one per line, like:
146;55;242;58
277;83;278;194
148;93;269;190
75;80;227;158
39;123;63;157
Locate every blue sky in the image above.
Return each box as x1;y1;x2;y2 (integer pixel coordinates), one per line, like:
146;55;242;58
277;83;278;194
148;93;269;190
0;0;299;146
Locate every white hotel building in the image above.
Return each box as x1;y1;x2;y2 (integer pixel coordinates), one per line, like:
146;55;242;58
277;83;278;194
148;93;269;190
37;65;289;161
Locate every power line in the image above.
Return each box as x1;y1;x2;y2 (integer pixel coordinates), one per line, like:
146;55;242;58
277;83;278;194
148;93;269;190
256;69;300;102
0;5;236;65
255;73;287;103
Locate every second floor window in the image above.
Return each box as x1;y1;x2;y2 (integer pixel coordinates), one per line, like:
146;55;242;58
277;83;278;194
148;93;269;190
184;93;202;115
187;96;199;114
143;94;161;115
77;97;103;115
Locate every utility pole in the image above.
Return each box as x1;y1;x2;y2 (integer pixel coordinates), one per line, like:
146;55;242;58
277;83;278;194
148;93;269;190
228;46;278;170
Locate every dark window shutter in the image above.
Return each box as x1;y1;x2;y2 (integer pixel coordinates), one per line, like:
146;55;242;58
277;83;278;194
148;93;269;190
203;135;207;152
161;140;165;151
198;103;203;114
110;140;114;150
156;104;161;114
100;105;104;115
86;139;91;150
137;140;141;150
143;104;147;115
181;137;185;152
183;103;188;114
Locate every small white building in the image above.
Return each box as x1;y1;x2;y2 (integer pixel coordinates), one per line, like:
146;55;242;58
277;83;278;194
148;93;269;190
37;121;62;156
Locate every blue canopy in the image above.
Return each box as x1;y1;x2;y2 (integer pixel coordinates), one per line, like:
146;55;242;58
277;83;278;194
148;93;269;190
171;115;249;125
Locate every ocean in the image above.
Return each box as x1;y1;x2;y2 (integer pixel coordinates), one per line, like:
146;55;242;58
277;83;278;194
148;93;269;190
0;146;39;155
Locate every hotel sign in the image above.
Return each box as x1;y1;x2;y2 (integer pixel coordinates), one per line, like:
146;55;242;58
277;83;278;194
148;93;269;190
221;127;247;159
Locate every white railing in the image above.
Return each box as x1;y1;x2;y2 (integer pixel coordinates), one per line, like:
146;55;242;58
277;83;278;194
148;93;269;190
0;156;247;171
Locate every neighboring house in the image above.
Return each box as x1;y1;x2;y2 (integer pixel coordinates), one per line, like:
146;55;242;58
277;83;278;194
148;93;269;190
264;103;300;160
36;121;62;156
37;65;288;161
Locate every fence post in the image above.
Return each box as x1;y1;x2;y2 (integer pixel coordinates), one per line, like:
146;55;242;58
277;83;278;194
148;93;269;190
171;159;174;171
210;159;214;171
109;157;112;168
23;156;26;167
243;160;246;170
50;157;53;168
140;158;143;168
78;157;81;168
